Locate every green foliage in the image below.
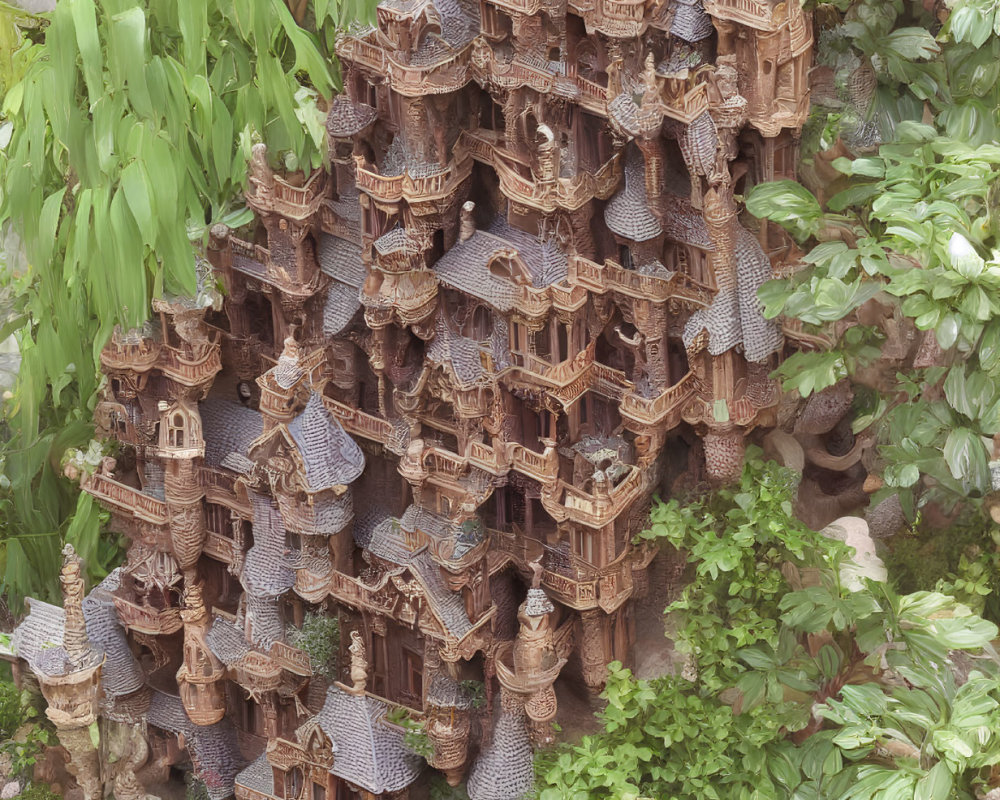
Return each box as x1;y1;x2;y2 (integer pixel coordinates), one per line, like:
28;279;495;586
185;772;211;800
288;611;340;680
386;706;434;759
538;456;1000;800
0;0;362;605
459;679;486;710
17;784;61;800
429;776;472;800
637;448;845;691
0;681;52;782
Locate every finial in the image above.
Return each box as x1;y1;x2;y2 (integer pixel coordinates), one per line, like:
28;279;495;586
348;630;368;695
60;544;91;666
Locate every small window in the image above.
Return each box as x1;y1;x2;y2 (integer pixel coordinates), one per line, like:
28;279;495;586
313;783;327;800
404;649;423;698
439;495;451;516
286;767;303;800
371;633;388;697
571;528;596;564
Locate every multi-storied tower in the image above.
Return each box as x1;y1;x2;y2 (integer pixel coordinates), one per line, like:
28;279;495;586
14;1;811;797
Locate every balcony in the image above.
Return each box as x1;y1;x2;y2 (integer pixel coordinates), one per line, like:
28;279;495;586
322;397;394;445
158;340;223;388
112;594;183;636
204;532;235;564
335;31;387;73
234;651;283;693
83;472;168;525
101;335;161;373
269;641;312;677
703;0;778;31
460;131;621;214
354;153;473;206
506;340;597;405
385;45;473;97
226;235;324;299
489;529;643;612
246;167;327;221
570;0;646;37
619;372;697;428
541;466;644;528
568;256;714;307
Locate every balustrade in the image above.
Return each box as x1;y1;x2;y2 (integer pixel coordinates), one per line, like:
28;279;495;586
85;473;168;525
158;342;222;387
322;398;393;444
703;0;773;28
204;533;235;564
112;595;183;636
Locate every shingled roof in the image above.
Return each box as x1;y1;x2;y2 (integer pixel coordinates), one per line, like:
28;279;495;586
318;234;366;288
242;494;295;598
604;151;663;242
670;0;714;41
314;686;423;794
287;393;366;492
434;231;521;311
205;616;250;667
82;570;144;698
148;690;243;800
682;225;782;362
467;704;534;800
12;599;65;673
200;397;263;470
326;96;378;138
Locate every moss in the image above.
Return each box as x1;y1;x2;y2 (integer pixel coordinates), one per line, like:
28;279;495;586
288;612;340;679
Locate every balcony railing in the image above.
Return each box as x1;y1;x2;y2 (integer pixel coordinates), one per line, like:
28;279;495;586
488;528;638;611
112;595;183;636
703;0;775;30
619;372;696;426
568;256;714;307
84;473;168;525
245;168;327;221
269;641;312;677
204;532;235;564
385;46;473;96
158;341;222;387
322;397;394;444
336;33;387;73
101;338;161;372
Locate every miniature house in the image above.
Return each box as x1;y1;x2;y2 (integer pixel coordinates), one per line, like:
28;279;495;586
14;0;811;797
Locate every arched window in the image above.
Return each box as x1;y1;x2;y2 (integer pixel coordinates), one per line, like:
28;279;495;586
169;412;185;447
286;767;304;800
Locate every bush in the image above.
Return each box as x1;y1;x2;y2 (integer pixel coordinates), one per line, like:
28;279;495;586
288;612;340;680
18;784;61;800
0;681;22;740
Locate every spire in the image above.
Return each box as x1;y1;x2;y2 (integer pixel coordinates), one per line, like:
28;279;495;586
60;544;91;667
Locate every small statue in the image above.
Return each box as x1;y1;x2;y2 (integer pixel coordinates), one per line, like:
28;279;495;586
348;630;367;695
528;556;544;590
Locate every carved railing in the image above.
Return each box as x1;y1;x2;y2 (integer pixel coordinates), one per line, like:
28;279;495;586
112;595;183;636
234;651;283;692
423;446;467;480
204;532;235;564
328;570;400;616
468;440;508;474
322;397;393;444
385;45;473;96
101;339;161;372
619;372;696;426
269;641;312;677
703;0;774;29
510;444;558;482
84;473;168;524
487;528;637;611
486;0;543;17
568;256;714;307
577;76;608;115
355;159;404;203
549;466;643;528
158;341;222;387
514;284;551;318
355;154;472;205
335;33;387;73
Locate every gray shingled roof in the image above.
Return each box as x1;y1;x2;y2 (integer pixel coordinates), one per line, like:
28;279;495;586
12;599;66;673
314;686;423;794
287;394;366;492
205;616;250;667
604;150;663;242
200;397;263;470
670;0;714;41
82;569;145;698
318;234;366;288
400;504;484;561
426;317;488;389
678;110;718;178
148;690;243;800
434;231;521;311
426;672;474;710
323;279;362;337
247;593;285;650
682;225;782;362
326;96;377;138
364;511;475;639
235;753;274;797
310;491;355;534
242;494;295;597
523;587;555;617
467;704;534;800
486;216;568;288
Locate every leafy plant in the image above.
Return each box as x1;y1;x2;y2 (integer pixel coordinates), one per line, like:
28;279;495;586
0;0;371;605
288;611;339;680
386;706;434;760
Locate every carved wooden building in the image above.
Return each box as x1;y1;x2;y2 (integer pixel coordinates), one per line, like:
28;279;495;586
13;0;811;797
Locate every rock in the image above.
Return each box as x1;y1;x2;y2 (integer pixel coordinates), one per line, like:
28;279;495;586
1;780;20;799
820;516;887;591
